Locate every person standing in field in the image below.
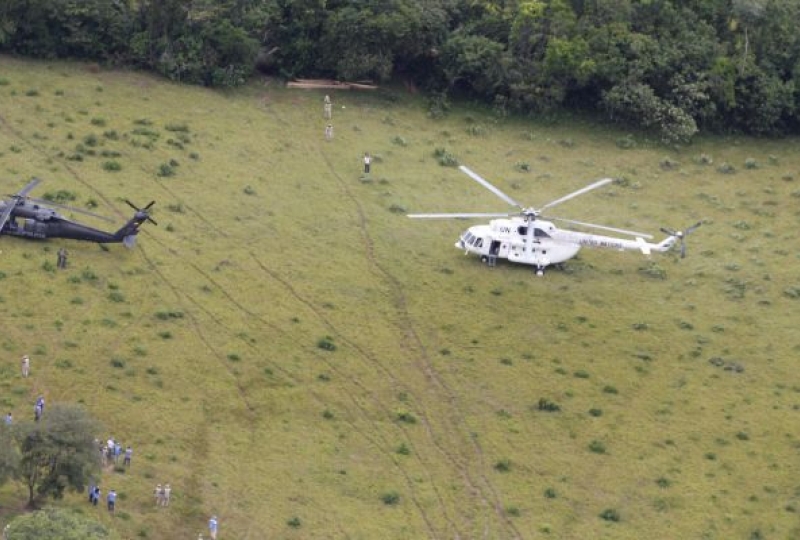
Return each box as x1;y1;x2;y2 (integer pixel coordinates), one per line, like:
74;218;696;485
325;124;334;141
208;516;218;539
21;355;29;377
163;483;171;506
107;489;116;513
324;94;332;119
363;152;372;174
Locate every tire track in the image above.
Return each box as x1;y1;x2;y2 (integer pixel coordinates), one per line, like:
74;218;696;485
312;125;521;537
251;252;458;539
248;106;480;535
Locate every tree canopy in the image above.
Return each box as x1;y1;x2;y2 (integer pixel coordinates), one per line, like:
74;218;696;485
11;404;101;507
1;0;800;138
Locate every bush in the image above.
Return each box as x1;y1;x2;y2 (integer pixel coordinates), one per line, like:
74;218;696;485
381;491;400;505
494;459;511;472
588;440;606;454
536;398;561;412
433;147;458;167
599;508;620;522
103;161;122;172
316;336;336;351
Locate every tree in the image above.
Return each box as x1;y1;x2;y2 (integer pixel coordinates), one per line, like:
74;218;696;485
5;507;119;540
13;404;101;507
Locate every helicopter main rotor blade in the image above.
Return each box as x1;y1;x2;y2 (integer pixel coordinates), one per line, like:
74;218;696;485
549;216;653;239
408;212;511;220
15;178;42;199
684;221;702;235
26;197;115;223
539;178;614;212
458;166;523;209
0;203;14;233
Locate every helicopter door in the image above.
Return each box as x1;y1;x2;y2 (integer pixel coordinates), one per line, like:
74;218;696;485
490;240;501;256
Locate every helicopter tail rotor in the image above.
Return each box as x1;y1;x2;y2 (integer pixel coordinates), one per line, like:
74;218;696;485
660;222;702;258
124;199;158;226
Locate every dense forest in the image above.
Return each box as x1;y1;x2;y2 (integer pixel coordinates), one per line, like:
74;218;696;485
1;0;799;140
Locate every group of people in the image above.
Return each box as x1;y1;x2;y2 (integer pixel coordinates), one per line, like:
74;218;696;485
321;94;373;176
154;483;172;506
12;356;219;536
87;482;117;513
99;437;133;468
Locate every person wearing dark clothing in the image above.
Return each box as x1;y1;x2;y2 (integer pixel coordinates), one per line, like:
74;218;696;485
57;247;68;269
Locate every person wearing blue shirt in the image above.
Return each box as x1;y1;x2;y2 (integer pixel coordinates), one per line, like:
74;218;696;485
4;412;11;425
208;516;218;539
107;489;117;513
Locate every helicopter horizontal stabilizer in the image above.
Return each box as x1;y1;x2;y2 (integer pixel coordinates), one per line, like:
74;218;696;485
636;236;651;255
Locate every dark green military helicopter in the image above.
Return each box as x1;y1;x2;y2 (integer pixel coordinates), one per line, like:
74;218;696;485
0;178;156;248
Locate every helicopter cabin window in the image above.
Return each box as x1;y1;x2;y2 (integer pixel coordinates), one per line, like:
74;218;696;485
474;238;483;248
517;226;528;236
534;228;550;238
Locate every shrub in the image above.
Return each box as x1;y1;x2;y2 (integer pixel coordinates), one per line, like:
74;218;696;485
287;516;302;528
588;408;603;417
744;158;758;169
433;147;458;167
514;161;530;172
395;410;416;424
494;459;511;472
316;336;336;351
638;262;666;280
157;163;175;177
110;358;126;369
588;440;606;454
537;398;561;412
717;162;736;174
165;123;189;132
544;487;557;499
103;161;122;172
599;508;620;522
381;491;400;505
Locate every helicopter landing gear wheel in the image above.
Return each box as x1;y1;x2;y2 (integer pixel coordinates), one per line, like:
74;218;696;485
536;266;544;276
480;255;488;264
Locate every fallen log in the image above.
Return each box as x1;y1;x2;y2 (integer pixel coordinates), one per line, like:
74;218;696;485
287;78;378;90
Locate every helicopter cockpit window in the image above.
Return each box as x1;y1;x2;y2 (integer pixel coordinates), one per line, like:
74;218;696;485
534;228;551;238
475;238;483;248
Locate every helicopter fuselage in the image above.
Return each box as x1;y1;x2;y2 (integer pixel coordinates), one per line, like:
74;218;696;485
457;219;579;268
457;218;677;269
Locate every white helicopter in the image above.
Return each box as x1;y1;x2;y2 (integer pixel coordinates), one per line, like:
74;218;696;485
408;165;701;275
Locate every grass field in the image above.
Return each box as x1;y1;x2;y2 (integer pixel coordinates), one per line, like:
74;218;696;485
1;55;799;539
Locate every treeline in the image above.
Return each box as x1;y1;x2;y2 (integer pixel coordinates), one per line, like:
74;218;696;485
1;0;799;140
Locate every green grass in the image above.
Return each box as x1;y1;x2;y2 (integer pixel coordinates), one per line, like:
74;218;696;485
1;55;800;539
